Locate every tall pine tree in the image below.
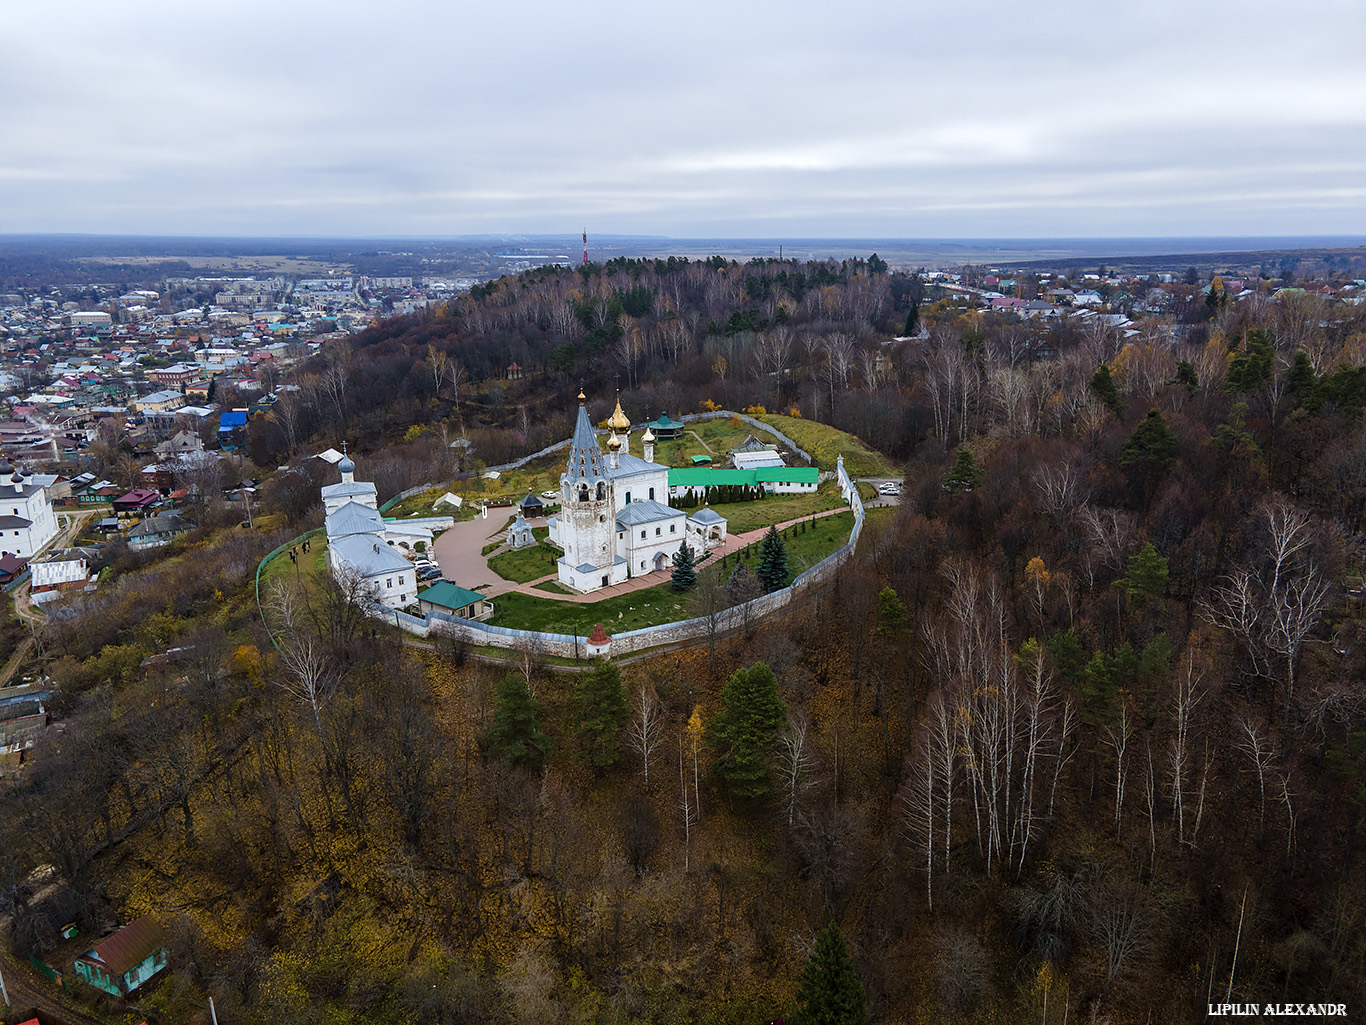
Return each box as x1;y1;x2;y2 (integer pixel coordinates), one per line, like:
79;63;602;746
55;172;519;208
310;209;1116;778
484;673;552;769
710;661;787;798
793;921;867;1025
756;524;790;591
574;660;628;767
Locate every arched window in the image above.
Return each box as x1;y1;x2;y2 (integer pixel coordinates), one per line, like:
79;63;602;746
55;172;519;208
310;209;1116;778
596;482;606;501
625;491;631;504
578;484;589;502
649;487;655;501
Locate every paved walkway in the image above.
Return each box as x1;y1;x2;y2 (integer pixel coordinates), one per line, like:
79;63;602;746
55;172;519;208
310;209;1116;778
686;429;715;454
429;511;517;593
431;504;854;605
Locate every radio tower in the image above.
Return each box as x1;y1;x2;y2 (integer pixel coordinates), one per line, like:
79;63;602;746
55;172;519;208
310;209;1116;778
582;228;588;265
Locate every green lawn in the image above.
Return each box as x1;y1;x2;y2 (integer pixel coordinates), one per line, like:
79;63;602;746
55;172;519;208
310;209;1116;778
719;512;854;576
489;583;696;635
702;483;848;534
258;534;328;597
487;512;855;632
487;542;562;584
755;414;896;477
648;420;750;467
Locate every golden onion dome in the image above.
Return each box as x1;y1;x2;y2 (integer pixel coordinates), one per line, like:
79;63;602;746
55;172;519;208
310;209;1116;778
577;388;587;403
607;398;631;433
607;434;622;450
642;426;656;443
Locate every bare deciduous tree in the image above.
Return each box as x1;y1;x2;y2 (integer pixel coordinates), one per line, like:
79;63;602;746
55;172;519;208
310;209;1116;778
267;582;336;738
776;712;818;829
625;684;664;791
1104;705;1133;839
1090;874;1154;987
1168;655;1204;845
1235;714;1277;830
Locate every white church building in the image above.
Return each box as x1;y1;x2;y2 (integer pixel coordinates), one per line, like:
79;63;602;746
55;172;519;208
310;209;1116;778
320;450;454;610
0;462;60;559
548;393;726;594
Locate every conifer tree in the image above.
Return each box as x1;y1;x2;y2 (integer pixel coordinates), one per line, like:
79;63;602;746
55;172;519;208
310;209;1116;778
1119;542;1169;606
756;524;790;591
484;673;552;769
671;540;697;591
574;660;628;767
711;661;787;798
942;448;984;495
1089;364;1123;414
793;921;868;1025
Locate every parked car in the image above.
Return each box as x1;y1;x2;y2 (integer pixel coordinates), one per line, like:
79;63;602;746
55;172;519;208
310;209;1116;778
417;565;443;582
878;482;902;495
541;490;558;499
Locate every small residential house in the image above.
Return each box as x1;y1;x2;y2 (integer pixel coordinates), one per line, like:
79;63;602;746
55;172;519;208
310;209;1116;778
73;914;168;997
0;551;27;584
418;580;492;621
217;409;248;449
128;513;191;550
113;488;159;517
30;550;92;602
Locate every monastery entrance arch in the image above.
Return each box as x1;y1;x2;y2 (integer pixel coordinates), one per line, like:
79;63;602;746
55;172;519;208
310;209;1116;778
654;552;668;572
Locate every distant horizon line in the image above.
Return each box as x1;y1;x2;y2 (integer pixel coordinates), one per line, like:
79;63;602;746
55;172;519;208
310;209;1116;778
4;231;1366;244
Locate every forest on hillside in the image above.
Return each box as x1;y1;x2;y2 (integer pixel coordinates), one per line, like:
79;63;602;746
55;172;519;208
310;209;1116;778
4;257;1366;1024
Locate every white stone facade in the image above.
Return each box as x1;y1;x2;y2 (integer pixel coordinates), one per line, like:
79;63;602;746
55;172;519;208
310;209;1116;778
549;395;709;594
0;465;59;559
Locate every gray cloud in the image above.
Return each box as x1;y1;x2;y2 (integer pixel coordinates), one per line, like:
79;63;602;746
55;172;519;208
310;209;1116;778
4;0;1365;236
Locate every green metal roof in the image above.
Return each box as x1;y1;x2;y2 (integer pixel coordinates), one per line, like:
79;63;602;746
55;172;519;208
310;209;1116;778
668;468;758;486
690;454;713;464
755;467;819;483
668;466;820;487
418;581;485;611
650;411;685;429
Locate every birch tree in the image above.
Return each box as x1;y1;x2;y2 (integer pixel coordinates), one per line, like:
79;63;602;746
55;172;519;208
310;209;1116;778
776;712;818;828
267;582;335;738
1104;705;1133;839
625;684;664;791
1235;715;1277;831
1168;655;1204;844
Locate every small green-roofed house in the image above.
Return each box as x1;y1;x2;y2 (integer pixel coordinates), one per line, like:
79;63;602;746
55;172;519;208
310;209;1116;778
418;581;492;621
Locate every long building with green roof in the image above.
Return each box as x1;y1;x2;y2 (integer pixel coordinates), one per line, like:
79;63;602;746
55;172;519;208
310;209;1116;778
667;465;818;497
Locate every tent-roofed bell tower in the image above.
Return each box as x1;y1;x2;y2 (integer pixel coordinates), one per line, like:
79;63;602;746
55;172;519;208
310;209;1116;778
556;390;625;592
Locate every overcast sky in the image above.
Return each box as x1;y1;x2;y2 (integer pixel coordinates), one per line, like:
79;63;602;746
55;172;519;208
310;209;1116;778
4;0;1365;239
